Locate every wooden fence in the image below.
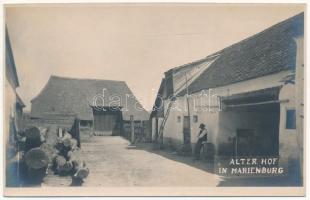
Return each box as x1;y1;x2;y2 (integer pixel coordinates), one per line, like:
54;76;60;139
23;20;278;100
123;120;151;143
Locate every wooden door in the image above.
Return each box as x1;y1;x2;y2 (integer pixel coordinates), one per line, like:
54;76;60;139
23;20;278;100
183;116;191;145
94;113;117;135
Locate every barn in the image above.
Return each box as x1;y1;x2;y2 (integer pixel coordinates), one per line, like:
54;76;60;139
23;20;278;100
31;76;149;137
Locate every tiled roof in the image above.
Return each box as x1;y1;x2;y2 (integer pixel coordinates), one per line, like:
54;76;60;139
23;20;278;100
31;76;149;121
177;12;304;96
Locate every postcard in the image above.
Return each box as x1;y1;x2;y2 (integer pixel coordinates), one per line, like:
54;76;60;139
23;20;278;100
3;2;306;196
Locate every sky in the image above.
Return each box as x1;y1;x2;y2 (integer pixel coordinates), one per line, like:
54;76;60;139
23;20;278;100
5;4;304;111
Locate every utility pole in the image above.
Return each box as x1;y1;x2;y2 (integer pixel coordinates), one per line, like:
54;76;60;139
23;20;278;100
185;72;191;149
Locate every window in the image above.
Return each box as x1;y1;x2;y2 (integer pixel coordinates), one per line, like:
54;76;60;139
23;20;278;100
177;116;181;123
286;109;296;129
80;120;92;127
193;115;198;123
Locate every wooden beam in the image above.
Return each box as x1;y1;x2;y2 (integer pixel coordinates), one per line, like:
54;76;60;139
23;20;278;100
224;99;289;108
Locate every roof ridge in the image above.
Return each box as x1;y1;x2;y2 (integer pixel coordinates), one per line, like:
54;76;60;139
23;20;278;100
217;12;304;53
175;12;304;96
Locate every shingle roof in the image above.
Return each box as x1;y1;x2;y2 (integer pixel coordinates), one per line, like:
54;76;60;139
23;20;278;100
177;12;304;96
31;76;149;121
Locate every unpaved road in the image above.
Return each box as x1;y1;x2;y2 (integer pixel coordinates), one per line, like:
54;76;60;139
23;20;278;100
80;136;221;187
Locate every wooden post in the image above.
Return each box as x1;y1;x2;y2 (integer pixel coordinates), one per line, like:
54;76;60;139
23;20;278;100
58;128;63;138
155;117;159;143
159;120;164;148
185;72;192;150
130;115;135;144
140;120;143;142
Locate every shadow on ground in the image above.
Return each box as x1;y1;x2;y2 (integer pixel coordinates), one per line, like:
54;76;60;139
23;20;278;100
127;142;303;187
126;142;216;174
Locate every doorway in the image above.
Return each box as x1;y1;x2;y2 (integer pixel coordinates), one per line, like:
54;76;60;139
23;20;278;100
92;107;122;136
183;116;191;145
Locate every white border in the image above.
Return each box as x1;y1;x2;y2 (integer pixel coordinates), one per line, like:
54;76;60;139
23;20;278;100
0;1;309;199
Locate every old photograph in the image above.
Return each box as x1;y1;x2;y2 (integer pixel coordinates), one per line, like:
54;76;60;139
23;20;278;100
3;3;305;196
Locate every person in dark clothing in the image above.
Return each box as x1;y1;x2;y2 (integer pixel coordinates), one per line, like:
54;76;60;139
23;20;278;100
194;123;208;160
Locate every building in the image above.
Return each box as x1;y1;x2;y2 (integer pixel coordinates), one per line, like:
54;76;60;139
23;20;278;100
5;27;25;186
5;28;25;156
151;13;304;179
31;76;149;136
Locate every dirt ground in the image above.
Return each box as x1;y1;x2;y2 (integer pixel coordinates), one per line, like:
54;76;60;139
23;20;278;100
80;136;221;187
38;135;301;187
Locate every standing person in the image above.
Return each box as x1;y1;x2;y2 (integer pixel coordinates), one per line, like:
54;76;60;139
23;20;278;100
194;123;208;160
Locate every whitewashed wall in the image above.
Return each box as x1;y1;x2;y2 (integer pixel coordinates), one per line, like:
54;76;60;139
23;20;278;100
294;36;304;168
5;77;17;155
277;36;304;171
162;70;293;153
278;84;297;163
